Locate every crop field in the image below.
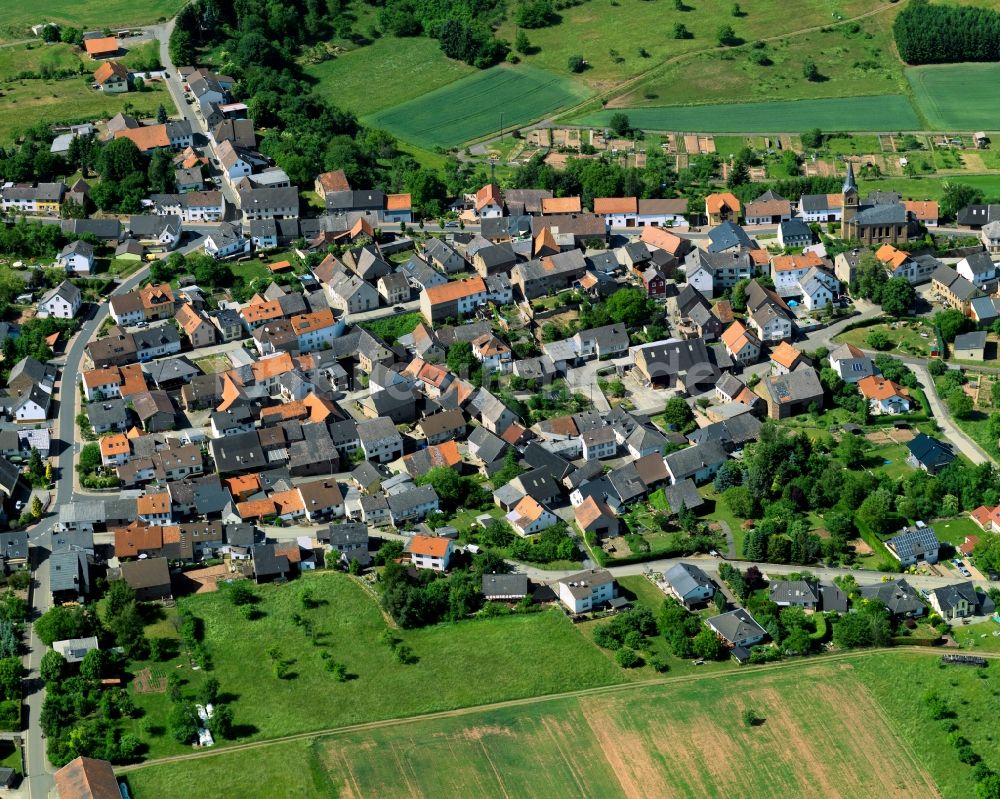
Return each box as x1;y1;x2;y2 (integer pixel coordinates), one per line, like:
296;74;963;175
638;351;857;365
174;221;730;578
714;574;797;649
907;63;1000;130
575;95;920;134
0;0;182;42
366;65;590;149
611;12;904;110
126;654;948;799
306;36;474;118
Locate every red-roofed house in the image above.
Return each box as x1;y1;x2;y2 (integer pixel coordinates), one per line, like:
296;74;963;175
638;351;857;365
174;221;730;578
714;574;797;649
506;496;558;536
857;375;911;415
475;184;502;219
405;535;453;571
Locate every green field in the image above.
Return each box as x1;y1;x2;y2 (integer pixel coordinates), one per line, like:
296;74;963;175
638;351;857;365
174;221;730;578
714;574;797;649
0;1;183;41
858;174;1000;202
612;12;904;110
494;0;878;86
126;653;956;799
367;64;591;149
907;63;1000;130
0;76;168;143
0;42;82;77
124;572;626;760
306;36;474;118
575;95;920;134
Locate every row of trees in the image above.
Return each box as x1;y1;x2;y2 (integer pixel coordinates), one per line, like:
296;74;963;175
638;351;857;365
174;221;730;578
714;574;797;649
894;0;1000;64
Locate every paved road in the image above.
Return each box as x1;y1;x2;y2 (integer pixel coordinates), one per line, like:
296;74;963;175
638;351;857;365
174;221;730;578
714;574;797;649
908;360;993;465
21;262;152;799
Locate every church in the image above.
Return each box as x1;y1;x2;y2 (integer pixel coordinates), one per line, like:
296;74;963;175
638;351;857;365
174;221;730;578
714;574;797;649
840;162;918;245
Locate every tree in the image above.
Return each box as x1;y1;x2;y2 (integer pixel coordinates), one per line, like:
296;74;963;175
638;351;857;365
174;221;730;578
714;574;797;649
446;341;476;376
802;59;820;81
168;704;199;744
837;433;868;468
80;648;105;682
227;581;257;606
615;647;640;668
857;489;895;534
879;277;915;317
39;650;66;684
77;443;101;475
947;389;974;419
0;658;24;701
199;677;220;706
515;30;531;54
609;113;631;138
568;54;585;73
731;278;750;312
725;485;756;519
35;605;91;646
713;590;727;613
605;286;656;326
801;128;823;149
934;309;971;342
30;496;42;520
207;704;234;740
691;628;723;660
940;182;984;220
673;22;692;39
516;0;556;28
731;2;744;15
742;707;759;726
717;24;737;46
662;397;694;430
832;601;891;648
866;330;889;350
156;104;168;124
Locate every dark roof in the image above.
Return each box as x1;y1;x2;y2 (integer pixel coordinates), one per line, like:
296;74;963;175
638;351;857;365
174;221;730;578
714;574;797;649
906;433;955;470
859;578;925;616
664;478;704;513
252;544;289;579
707;221;753;253
930;581;994;615
481;572;529;598
664;562;713;599
854;203;908;225
120;557;171;591
954;331;988;350
778;218;812;239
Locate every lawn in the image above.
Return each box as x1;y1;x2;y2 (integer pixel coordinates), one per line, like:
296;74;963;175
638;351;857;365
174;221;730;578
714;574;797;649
930;515;981;547
835;319;934;358
494;0;877;88
360;312;422;346
0;42;82;77
125;654;946;799
573;95;920;134
952;620;1000;653
367;64;591;150
306;36;474;118
612;12;905;110
124;572;626;759
857;174;1000;203
907;62;1000;130
0;74;168;144
0;0;183;41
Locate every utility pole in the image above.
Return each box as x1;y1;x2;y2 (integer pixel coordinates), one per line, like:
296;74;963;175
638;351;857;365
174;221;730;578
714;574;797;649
499;111;504;144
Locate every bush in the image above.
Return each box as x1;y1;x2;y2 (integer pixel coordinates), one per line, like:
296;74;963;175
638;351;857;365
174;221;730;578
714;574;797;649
615;647;641;668
568;54;585;72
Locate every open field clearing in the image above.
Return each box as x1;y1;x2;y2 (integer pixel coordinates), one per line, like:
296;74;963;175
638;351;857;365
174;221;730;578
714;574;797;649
366;65;590;149
575;95;920;134
907;63;1000;130
306;36;474;118
125;653;954;799
494;0;882;87
611;12;904;109
0;0;182;42
122;572;624;760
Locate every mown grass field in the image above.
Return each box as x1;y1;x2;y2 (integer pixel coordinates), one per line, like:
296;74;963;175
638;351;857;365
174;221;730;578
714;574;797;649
575;95;919;134
306;36;474;118
907;63;1000;130
126;654;955;799
612;11;904;109
124;572;625;760
494;0;879;87
0;0;182;42
367;64;590;149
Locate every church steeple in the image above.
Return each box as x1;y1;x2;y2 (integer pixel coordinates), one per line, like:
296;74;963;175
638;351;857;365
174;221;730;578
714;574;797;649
842;160;857;194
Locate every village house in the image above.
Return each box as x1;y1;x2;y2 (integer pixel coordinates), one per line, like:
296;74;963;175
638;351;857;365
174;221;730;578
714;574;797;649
721;321;760;366
858;375;911;415
557;569;616;613
769;341;804;375
928;582;995;620
757;365;824;420
829;343;874;383
706;608;766;648
506;496;558;536
705;192;741;225
664;562;715;608
744;191;791;226
931;265;981;315
405;534;452;571
954;330;987;360
906;433;955;474
37;280;81;319
956;251;997;288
